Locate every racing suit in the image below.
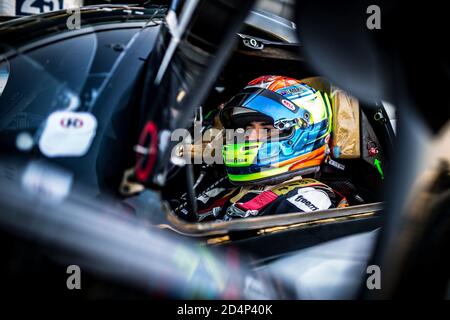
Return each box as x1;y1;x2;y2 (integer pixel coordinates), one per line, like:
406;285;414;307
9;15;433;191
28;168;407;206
172;174;348;222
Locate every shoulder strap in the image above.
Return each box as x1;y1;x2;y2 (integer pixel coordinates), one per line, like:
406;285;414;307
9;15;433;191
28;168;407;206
235;178;329;212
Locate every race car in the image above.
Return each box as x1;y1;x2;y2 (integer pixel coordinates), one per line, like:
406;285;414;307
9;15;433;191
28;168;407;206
0;0;394;238
2;1;443;300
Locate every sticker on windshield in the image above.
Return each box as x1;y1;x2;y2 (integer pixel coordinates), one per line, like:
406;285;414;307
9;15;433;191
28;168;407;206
0;58;10;97
38;111;97;157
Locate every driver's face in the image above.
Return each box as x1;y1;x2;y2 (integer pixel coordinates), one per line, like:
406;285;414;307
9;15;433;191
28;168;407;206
245;121;278;140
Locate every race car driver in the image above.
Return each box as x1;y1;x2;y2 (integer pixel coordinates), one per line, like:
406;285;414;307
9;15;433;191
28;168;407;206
173;75;348;221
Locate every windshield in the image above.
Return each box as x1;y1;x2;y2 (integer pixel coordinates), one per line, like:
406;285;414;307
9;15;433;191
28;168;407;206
0;28;139;132
0;23;162;194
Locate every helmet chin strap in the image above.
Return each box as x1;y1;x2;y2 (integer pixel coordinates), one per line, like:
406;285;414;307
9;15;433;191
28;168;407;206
230;166;320;186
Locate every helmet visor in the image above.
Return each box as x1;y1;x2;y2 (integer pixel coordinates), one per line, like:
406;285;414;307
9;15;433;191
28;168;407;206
219;87;311;130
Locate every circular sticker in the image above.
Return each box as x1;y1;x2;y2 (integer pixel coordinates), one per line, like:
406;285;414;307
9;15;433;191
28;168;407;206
60;117;84;129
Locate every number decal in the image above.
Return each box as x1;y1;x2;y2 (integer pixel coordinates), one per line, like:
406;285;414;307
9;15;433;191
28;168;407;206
18;0;62;15
20;0;41;15
42;0;60;13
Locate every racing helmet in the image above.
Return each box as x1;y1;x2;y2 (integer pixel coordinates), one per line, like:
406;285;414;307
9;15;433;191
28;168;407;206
219;75;332;185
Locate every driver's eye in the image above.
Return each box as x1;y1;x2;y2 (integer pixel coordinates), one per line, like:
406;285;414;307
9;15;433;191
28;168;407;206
245;123;273;130
261;123;275;129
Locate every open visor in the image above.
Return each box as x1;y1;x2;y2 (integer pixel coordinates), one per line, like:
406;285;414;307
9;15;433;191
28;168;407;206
219;87;311;130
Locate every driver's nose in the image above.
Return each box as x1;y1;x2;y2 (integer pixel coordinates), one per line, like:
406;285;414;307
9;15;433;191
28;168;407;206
246;122;264;140
246;122;272;140
247;128;260;140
